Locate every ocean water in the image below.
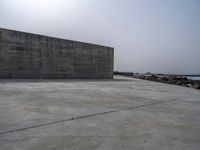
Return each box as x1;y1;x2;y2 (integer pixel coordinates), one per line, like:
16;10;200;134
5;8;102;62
186;76;200;80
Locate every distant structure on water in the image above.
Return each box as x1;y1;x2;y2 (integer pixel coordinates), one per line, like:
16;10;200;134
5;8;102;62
0;28;114;79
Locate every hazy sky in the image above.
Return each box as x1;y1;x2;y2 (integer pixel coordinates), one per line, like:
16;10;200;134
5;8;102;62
0;0;200;74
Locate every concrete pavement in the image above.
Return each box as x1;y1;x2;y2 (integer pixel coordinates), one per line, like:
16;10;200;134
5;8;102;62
0;76;200;150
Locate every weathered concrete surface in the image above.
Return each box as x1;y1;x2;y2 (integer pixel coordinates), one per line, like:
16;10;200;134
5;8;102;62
0;76;200;150
0;28;114;79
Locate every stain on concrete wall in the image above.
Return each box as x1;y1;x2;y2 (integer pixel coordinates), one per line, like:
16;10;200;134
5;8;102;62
0;28;114;79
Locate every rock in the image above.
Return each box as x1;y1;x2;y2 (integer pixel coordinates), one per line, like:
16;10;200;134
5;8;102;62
187;84;193;88
167;76;188;85
167;78;178;84
193;83;200;89
176;81;184;85
161;76;169;82
143;74;160;81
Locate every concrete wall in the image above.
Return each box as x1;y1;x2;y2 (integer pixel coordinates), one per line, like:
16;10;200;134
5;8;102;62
0;28;114;79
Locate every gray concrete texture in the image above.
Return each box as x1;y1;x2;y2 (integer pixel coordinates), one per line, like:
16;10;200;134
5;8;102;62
0;28;114;79
0;76;200;150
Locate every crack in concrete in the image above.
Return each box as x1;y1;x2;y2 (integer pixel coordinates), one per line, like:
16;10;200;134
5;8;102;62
0;98;180;135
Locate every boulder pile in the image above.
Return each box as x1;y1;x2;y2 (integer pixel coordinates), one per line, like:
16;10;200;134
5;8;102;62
133;74;200;90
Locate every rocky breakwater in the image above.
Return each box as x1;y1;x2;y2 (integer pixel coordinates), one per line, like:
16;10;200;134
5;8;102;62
133;74;200;90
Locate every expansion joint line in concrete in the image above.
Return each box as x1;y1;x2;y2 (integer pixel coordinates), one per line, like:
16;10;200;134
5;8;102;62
0;98;180;135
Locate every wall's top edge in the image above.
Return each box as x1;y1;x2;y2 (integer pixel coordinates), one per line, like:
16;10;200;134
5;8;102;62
0;27;114;49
